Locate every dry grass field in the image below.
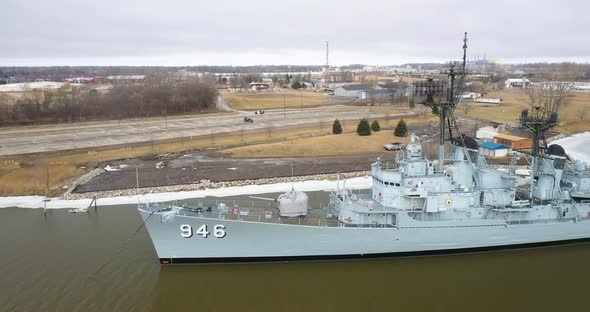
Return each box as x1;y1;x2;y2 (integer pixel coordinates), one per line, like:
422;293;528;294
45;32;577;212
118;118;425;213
217;131;412;158
223;89;349;110
458;89;590;134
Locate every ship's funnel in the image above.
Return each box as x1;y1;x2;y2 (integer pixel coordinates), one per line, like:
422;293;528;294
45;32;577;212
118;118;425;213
452;145;474;188
457;135;479;150
547;144;565;157
533;145;566;200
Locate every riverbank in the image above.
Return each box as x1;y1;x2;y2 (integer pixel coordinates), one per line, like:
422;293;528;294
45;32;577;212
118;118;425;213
0;174;372;209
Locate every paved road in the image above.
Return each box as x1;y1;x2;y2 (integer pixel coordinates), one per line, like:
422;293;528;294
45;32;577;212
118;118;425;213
0;106;416;156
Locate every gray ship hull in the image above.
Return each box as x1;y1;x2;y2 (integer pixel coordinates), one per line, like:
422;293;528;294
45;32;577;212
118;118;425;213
139;209;590;264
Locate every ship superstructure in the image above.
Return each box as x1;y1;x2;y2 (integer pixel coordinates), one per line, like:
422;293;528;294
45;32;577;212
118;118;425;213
138;34;590;264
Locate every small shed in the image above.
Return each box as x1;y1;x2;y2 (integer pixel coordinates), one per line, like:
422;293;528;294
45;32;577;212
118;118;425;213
479;141;510;158
493;134;533;150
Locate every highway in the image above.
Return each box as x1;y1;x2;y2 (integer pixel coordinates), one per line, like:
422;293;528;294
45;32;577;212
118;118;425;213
0;107;417;156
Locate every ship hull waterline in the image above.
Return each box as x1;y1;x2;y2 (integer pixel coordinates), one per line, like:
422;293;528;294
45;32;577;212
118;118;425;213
139;209;590;265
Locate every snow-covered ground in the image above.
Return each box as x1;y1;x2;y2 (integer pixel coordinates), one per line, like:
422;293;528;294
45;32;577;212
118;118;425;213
552;131;590;163
0;81;83;92
0;177;372;209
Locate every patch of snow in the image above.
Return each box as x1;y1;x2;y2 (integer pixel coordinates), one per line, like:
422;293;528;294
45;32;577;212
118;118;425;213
0;81;83;92
552;132;590;164
0;177;372;209
68;208;88;213
227;167;238;170
104;165;121;172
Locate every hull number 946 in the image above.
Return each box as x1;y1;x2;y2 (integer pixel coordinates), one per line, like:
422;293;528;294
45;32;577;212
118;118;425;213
180;224;226;238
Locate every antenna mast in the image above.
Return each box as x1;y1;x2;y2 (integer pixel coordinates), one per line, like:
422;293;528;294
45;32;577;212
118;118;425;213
326;41;329;69
413;32;469;171
325;41;330;86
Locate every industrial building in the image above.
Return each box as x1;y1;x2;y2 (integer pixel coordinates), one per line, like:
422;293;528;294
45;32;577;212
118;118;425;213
333;84;370;97
505;78;530;88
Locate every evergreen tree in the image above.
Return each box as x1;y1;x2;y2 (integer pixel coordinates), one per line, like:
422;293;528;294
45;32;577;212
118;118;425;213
291;81;301;89
394;119;408;137
356;118;371;136
370;120;381;132
409;98;416;109
332;119;343;134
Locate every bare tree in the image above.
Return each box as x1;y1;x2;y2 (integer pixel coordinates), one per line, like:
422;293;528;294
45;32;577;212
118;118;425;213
365;78;378;106
462;99;469;114
525;81;572;115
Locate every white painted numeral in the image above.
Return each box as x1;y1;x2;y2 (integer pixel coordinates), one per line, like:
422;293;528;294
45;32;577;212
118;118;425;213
196;224;210;238
180;224;193;238
214;225;226;238
181;224;225;238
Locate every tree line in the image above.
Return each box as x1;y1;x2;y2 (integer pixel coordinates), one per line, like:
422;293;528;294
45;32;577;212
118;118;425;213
0;75;218;125
0;65;326;81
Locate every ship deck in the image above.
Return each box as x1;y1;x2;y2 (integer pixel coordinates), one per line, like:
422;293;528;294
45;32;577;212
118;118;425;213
141;198;341;227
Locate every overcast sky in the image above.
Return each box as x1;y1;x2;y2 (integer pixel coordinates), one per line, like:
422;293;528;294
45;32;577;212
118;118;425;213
1;0;589;66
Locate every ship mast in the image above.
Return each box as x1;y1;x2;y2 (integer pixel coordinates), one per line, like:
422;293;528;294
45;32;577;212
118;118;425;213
414;32;468;171
519;88;560;199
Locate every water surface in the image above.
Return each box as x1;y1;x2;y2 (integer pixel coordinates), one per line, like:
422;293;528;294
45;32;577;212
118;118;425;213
1;192;589;312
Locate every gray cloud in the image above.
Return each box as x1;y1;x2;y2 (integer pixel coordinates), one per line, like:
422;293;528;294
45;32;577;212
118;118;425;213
1;0;589;65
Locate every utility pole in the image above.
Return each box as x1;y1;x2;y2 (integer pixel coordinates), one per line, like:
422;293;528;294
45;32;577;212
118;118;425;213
325;41;330;88
46;165;50;195
300;90;303;111
164;101;168;129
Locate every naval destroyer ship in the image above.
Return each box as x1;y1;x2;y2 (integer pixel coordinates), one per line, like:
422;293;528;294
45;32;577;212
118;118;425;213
138;34;590;264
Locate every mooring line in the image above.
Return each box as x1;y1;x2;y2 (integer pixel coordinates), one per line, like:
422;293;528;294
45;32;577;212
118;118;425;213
88;211;155;281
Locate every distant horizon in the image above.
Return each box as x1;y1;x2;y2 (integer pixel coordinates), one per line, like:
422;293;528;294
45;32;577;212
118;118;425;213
1;56;590;68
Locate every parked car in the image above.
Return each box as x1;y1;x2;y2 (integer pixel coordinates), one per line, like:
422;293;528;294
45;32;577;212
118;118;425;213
243;117;253;123
384;142;405;151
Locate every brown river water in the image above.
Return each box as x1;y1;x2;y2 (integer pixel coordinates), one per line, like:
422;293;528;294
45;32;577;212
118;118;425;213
1;191;589;312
